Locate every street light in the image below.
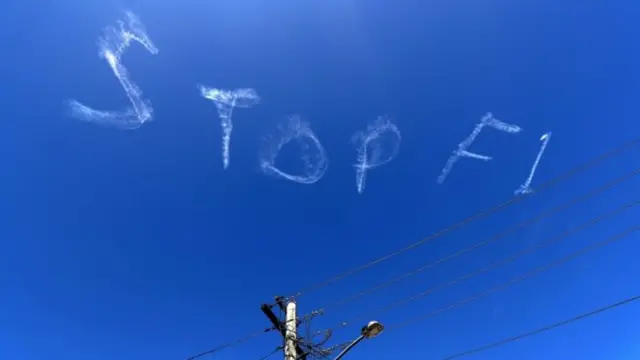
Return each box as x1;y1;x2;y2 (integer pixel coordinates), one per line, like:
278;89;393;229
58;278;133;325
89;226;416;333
333;321;384;360
361;321;384;338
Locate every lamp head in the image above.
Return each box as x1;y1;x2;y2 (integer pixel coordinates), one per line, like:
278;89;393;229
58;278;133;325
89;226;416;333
361;320;384;339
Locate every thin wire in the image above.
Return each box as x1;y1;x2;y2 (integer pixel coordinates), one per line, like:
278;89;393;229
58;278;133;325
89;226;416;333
185;329;271;360
331;199;639;329
442;294;640;359
306;341;348;360
280;306;287;360
306;345;332;360
185;306;315;360
288;137;640;299
323;169;640;310
305;312;312;343
259;346;283;360
387;225;640;331
187;139;640;360
191;172;637;359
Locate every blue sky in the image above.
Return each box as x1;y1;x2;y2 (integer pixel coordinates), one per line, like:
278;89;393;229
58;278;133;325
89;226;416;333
1;0;640;359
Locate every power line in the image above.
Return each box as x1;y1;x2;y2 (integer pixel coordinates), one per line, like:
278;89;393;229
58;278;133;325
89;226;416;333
321;169;640;311
185;139;640;359
328;199;639;330
186;198;636;360
185;329;272;360
258;346;283;360
442;294;640;359
261;225;640;359
387;224;640;331
311;222;638;356
287;137;640;300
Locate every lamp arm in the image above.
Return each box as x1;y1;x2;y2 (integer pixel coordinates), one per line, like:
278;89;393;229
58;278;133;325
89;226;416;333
333;335;365;360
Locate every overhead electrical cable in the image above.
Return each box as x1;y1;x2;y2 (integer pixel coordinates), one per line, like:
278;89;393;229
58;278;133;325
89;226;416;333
185;138;640;360
328;199;640;330
321;169;640;311
287;137;640;300
442;294;640;359
186;329;272;360
386;225;640;331
186;198;638;360
258;347;283;360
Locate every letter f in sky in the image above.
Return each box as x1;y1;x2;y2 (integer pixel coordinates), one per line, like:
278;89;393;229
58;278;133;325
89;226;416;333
437;112;522;184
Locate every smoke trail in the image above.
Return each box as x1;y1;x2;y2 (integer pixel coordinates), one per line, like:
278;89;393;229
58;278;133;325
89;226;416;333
67;11;159;130
260;116;328;184
515;132;552;195
199;86;260;169
437;112;522;184
352;116;401;194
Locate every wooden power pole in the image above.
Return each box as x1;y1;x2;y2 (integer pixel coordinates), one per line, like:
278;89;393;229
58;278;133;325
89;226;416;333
261;297;307;360
284;300;298;360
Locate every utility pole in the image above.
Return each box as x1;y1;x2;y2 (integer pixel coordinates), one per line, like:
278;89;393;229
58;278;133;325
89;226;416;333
284;300;298;360
261;297;308;360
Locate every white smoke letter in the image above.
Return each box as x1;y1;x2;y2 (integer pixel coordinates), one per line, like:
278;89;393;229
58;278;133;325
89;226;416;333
199;86;260;169
515;132;552;195
352;116;401;194
437;112;522;184
260;116;328;184
67;11;159;130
